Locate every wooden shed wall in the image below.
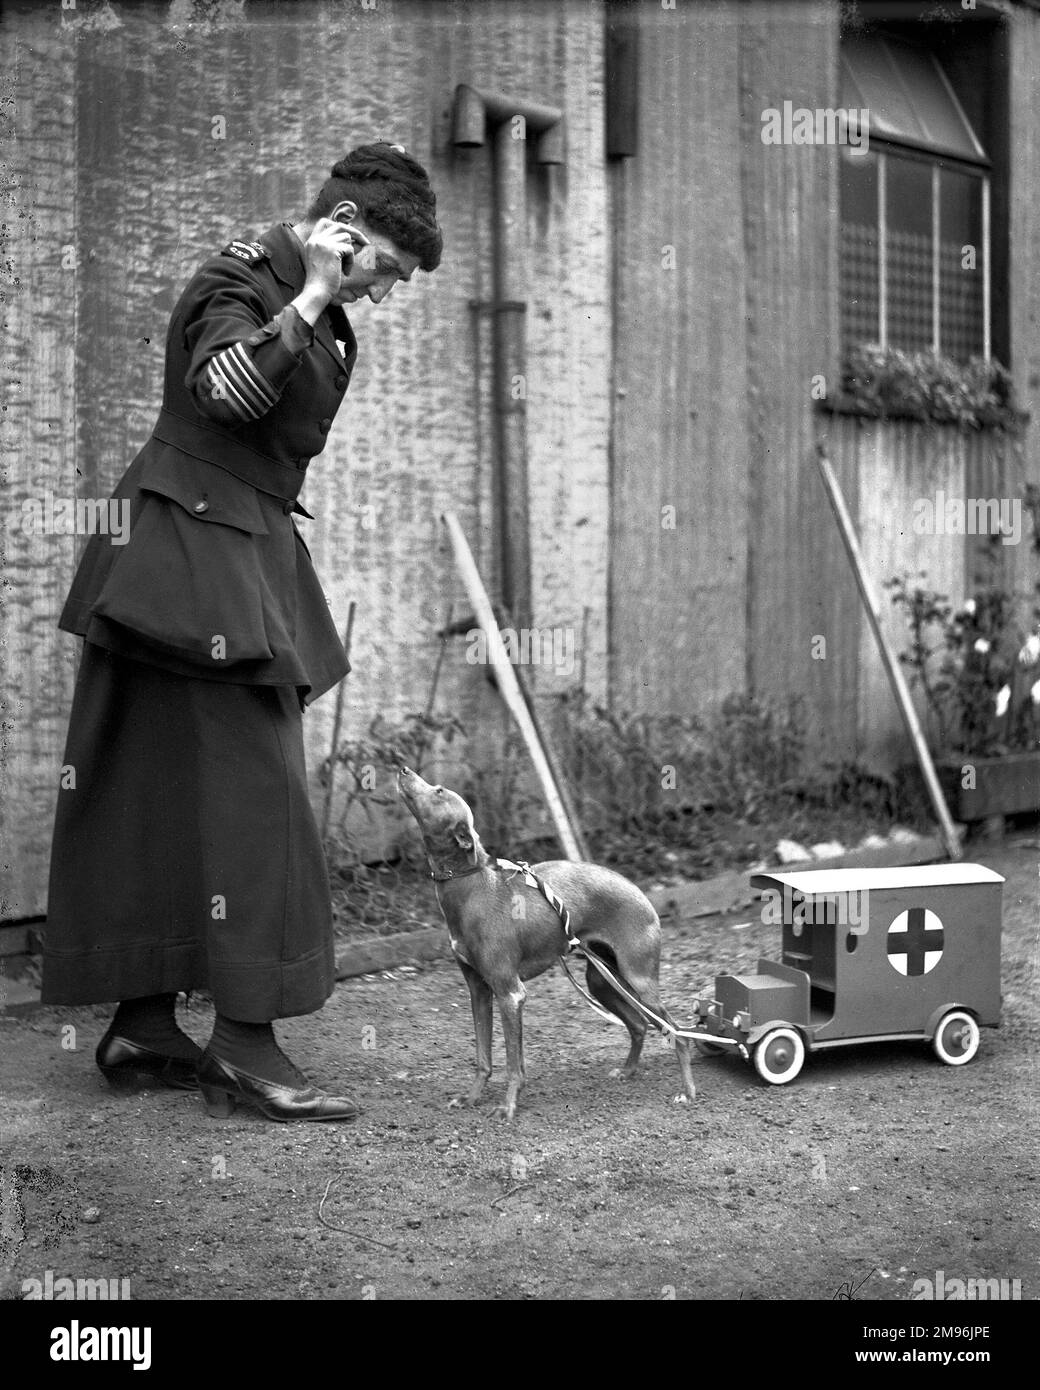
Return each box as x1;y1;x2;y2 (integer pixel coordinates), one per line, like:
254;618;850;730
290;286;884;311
0;19;78;922
737;1;857;760
1;0;613;919
610;0;1038;773
1009;6;1040;457
608;2;750;714
3;0;1039;925
609;1;856;752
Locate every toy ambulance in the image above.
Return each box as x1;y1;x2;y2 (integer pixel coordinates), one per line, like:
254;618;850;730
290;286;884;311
692;863;1004;1084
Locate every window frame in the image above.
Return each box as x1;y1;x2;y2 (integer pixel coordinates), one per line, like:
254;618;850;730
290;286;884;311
839;27;993;366
855;139;992;362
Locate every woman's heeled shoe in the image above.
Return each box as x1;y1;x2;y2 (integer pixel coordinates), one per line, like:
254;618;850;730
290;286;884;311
197;1049;359;1123
96;1030;201;1091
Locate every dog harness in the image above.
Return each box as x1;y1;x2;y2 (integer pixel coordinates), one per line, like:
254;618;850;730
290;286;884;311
429;856;578;944
494;858;579;947
430;853;736;1049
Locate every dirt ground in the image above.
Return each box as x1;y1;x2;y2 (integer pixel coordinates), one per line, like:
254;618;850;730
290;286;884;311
2;846;1037;1303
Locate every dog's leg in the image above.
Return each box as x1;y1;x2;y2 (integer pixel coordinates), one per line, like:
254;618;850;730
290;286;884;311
621;976;697;1104
586;959;648;1079
658;1005;697;1103
496;982;527;1121
458;961;493;1105
590;955;697;1104
628;981;697;1104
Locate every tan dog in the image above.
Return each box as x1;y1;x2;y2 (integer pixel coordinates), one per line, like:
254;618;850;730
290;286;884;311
398;766;696;1119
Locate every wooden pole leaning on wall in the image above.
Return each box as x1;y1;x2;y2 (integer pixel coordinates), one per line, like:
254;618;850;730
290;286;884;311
814;444;962;862
321;600;357;840
441;511;585;862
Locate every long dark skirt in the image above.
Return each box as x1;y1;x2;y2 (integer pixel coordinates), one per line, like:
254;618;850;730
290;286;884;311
41;643;335;1022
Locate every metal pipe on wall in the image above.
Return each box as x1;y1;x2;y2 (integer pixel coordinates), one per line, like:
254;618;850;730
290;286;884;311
452;84;564;633
492;119;530;630
605;0;640;158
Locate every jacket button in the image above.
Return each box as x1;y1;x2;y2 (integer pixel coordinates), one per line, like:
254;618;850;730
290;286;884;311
283;501;294;515
335;375;348;390
319;418;332;434
193;500;209;513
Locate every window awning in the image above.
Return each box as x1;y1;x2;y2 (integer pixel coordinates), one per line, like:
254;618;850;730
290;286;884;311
841;33;987;163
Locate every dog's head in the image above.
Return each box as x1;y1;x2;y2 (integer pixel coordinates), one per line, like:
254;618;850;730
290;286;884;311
397;766;483;863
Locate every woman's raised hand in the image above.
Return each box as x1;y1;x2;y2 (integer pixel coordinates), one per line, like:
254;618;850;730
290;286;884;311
302;217;370;300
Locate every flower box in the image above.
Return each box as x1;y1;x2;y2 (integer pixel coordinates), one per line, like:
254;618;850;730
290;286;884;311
938;750;1040;822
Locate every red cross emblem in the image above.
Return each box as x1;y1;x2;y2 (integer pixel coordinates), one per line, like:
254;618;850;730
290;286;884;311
887;908;944;976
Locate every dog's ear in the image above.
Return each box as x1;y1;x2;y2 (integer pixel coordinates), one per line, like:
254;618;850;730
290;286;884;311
452;819;474;851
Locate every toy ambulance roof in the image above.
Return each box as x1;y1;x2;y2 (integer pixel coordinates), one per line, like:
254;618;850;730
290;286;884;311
750;862;1005;896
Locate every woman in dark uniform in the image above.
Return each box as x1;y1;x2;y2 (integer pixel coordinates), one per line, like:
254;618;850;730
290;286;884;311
42;142;442;1122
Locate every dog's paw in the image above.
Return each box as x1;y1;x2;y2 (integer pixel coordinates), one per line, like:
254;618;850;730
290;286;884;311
672;1092;694;1105
447;1096;464;1110
494;1102;517;1122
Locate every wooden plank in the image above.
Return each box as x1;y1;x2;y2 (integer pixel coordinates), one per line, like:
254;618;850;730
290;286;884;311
334;928;449;980
442;511;584;860
648;835;946;922
0;973;42;1018
0;926;32;958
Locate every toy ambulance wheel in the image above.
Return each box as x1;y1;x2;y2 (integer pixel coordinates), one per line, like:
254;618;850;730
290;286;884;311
932;1010;980;1066
694;1038;727;1057
753;1027;805;1085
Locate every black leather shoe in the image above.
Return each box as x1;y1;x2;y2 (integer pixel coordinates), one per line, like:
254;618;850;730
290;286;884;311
96;1031;201;1091
198;1049;359;1122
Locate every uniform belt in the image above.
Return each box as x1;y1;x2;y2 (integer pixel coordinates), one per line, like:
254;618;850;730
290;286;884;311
153;408;308;502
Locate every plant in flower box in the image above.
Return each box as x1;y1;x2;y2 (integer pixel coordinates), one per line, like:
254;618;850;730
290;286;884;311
886;531;1040;824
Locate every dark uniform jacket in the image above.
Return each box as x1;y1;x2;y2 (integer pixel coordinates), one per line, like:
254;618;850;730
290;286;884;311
59;222;356;705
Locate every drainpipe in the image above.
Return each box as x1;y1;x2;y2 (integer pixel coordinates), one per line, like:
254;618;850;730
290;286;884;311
452;84;565;632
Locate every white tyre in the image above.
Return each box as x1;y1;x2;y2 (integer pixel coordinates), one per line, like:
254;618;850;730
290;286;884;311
753;1027;805;1085
932;1010;980;1066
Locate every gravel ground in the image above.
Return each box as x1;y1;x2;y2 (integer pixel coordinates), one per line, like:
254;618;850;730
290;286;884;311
2;846;1037;1303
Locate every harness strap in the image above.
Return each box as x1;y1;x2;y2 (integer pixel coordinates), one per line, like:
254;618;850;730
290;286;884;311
488;856;734;1047
495;858;681;1036
495;858;578;946
558;952;627;1027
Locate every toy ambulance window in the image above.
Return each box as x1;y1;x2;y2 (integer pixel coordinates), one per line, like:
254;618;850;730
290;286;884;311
846;931;859;954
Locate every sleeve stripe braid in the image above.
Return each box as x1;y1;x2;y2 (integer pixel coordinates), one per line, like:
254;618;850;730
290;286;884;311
220;342;278;415
205;342;278;420
226;342;277;407
203;360;256;419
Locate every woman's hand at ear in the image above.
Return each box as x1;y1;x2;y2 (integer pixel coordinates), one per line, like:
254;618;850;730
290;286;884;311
292;218;370;324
